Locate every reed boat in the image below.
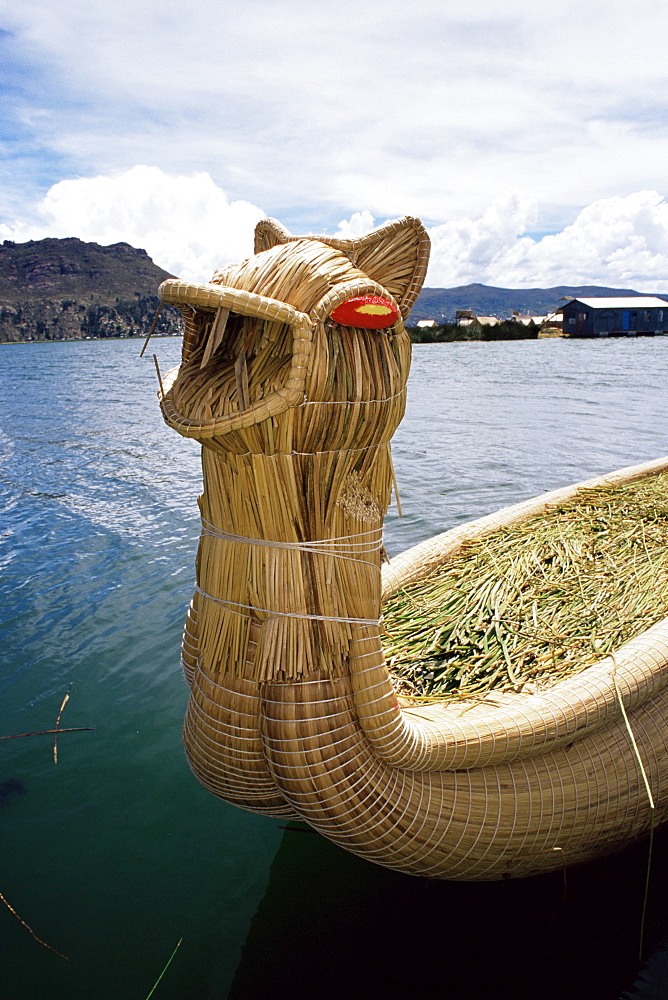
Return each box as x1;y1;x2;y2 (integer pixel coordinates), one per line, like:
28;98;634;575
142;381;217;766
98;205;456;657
154;215;668;880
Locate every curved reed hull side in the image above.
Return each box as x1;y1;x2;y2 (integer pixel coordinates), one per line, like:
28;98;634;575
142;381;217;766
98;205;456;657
177;458;668;873
260;675;668;880
183;671;296;816
181;594;295;817
347;620;668;772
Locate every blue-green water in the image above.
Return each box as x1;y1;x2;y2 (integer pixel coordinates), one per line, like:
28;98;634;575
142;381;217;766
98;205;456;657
1;336;667;999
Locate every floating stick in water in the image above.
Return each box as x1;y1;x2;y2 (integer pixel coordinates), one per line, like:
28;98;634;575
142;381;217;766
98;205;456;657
0;727;96;741
53;683;72;764
0;889;70;961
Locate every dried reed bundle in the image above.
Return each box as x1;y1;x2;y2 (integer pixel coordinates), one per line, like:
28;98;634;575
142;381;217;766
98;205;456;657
159;223;422;690
158;216;426;817
384;471;668;700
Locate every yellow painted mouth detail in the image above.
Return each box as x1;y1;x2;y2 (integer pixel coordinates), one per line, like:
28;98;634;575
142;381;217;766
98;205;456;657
356;304;393;315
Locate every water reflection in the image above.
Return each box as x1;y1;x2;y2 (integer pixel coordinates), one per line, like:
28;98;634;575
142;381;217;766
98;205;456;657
230;820;668;1000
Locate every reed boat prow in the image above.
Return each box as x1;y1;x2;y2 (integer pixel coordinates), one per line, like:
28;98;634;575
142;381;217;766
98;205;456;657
158;215;668;879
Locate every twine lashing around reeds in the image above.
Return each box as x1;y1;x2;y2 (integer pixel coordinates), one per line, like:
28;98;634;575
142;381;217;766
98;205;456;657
200;518;383;562
194;584;380;626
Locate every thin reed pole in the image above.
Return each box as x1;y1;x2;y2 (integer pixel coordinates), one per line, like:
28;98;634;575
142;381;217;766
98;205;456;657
389;445;403;517
153;354;163;397
140;303;163;357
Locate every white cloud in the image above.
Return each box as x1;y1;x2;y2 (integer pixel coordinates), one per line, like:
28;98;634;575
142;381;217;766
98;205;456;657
426;195;538;285
333;211;377;240
4;1;668;235
0;166;265;281
339;192;668;292
3;167;668;294
476;191;668;290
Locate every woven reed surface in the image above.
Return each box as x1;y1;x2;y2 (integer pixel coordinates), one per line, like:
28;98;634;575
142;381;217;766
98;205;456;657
261;672;668;879
162;218;420;824
160;217;668;879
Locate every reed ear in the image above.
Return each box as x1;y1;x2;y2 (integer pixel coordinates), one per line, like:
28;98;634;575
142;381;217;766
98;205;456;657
326;217;430;319
254;218;294;254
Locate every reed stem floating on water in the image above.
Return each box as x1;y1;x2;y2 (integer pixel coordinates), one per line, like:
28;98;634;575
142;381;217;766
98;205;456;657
0;727;96;741
144;938;182;999
53;682;72;764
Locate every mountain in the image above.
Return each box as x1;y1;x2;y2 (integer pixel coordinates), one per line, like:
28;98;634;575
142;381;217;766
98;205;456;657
409;282;668;323
0;237;182;342
3;237;667;342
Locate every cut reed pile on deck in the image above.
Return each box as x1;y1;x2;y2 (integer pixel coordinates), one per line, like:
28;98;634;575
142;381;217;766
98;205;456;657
383;471;668;701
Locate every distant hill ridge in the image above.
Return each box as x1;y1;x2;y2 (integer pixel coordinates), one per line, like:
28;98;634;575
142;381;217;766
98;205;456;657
0;236;174;302
2;236;667;341
411;282;668;323
0;236;180;342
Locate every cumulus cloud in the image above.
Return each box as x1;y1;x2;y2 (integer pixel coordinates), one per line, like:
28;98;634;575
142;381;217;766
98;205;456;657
5;2;668;237
333;211;377;239
497;191;668;288
0;166;265;281
3;168;668;293
315;191;668;293
426;195;539;286
338;191;668;292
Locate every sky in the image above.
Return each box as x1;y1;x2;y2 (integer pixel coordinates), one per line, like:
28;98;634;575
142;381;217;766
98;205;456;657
2;0;668;289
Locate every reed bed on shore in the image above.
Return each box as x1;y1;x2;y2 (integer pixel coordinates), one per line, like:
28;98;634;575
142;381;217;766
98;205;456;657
383;471;668;701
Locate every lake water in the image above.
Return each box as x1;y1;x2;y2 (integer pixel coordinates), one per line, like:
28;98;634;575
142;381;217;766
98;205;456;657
1;336;668;999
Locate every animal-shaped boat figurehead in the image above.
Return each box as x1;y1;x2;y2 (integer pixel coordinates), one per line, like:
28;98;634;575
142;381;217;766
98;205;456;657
157;215;428;690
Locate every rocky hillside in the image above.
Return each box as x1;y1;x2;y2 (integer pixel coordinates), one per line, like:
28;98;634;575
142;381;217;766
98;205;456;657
0;237;183;343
